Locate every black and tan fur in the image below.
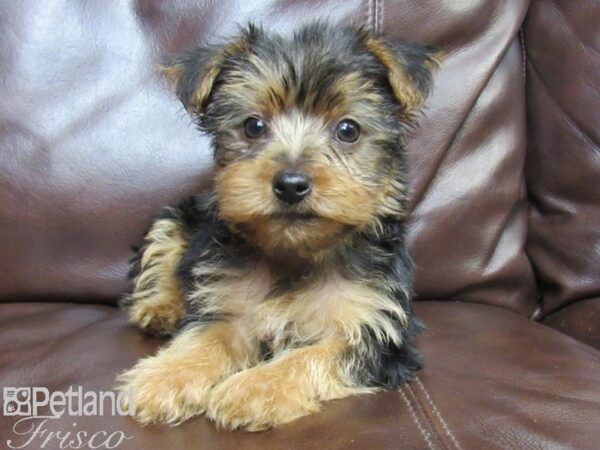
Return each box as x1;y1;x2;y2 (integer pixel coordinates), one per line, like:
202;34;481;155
118;22;440;431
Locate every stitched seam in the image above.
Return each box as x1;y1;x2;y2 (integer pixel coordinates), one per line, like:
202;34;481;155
416;378;463;450
406;383;447;450
519;28;526;80
373;0;378;33
399;385;436;450
380;0;384;33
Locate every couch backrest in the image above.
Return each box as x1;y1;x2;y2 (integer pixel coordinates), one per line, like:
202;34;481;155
524;0;600;319
0;0;539;314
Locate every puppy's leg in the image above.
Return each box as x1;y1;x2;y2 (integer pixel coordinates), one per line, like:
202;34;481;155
121;213;188;336
117;321;257;425
207;340;369;431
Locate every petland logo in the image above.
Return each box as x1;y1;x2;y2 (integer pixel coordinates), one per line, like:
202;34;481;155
2;386;135;449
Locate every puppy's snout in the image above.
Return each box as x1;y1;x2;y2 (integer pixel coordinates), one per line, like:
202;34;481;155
272;171;312;205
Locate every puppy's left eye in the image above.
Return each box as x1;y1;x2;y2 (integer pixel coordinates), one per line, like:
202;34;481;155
335;119;360;143
244;117;267;139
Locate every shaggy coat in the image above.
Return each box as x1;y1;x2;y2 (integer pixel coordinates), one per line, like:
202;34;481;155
118;22;440;431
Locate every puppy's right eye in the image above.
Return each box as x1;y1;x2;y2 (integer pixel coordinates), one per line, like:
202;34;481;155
243;117;267;139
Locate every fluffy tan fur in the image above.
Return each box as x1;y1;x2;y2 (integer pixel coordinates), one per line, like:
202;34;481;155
206;340;369;431
363;36;442;119
117;322;258;426
119;23;436;431
119;261;406;429
123;218;188;336
162;38;250;114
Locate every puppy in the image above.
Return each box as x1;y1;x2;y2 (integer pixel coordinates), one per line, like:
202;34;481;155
117;22;440;431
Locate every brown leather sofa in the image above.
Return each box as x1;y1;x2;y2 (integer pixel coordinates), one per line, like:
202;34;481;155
1;1;599;449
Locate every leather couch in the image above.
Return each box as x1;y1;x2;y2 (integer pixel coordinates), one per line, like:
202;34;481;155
1;0;599;448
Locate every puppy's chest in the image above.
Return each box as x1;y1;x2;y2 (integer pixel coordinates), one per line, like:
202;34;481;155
212;263;350;348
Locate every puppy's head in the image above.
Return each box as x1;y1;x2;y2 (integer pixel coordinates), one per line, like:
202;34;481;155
163;23;441;260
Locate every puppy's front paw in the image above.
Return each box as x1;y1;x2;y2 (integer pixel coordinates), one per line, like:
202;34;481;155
117;355;213;426
125;296;185;337
207;366;320;431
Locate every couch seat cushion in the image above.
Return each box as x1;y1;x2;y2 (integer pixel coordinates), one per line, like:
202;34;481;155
1;301;599;449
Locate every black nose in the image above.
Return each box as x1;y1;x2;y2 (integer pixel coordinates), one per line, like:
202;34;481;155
272;171;312;205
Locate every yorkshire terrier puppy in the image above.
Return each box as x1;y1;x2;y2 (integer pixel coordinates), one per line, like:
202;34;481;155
117;22;440;431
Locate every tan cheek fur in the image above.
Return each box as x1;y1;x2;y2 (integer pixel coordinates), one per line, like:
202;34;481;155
305;134;405;229
215;157;278;224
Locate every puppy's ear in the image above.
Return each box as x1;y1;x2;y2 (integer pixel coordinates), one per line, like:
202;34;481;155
160;24;263;113
360;31;443;120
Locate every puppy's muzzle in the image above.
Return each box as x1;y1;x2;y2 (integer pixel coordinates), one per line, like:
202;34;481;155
272;171;312;205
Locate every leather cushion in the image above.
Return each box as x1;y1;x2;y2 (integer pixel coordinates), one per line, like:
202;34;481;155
2;301;599;449
544;298;600;350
